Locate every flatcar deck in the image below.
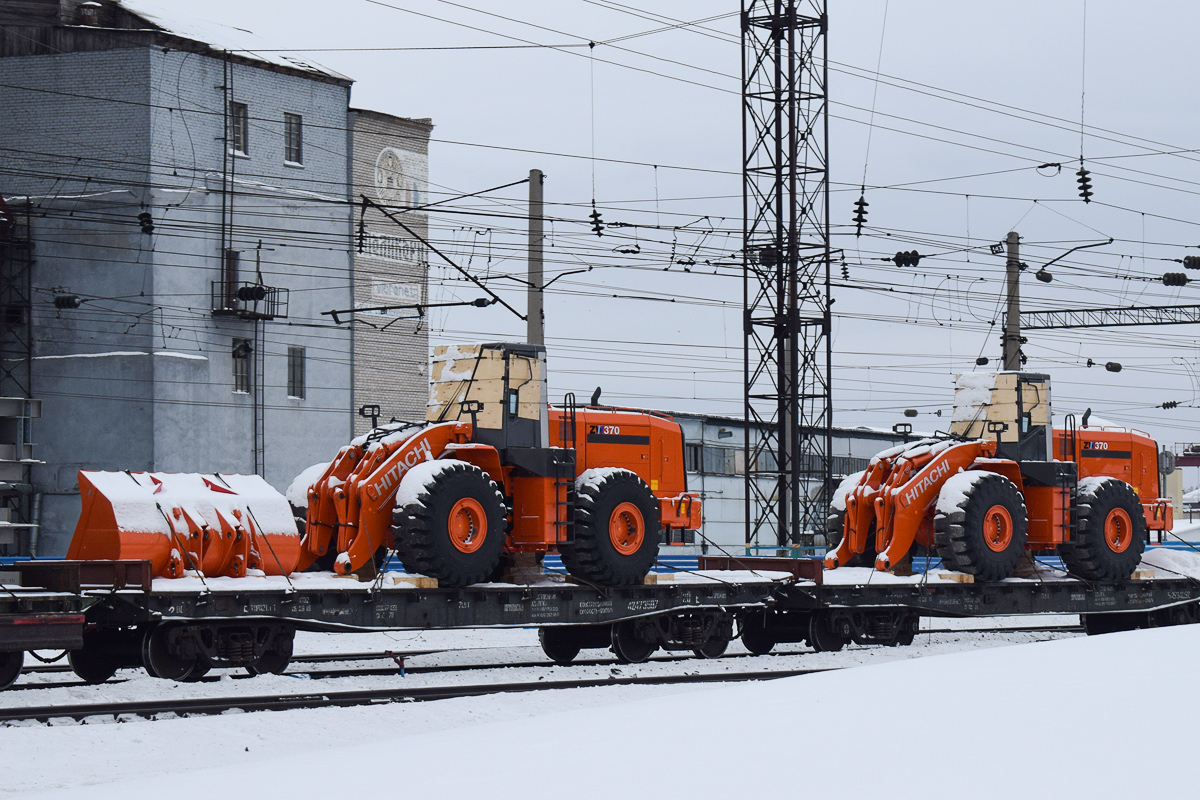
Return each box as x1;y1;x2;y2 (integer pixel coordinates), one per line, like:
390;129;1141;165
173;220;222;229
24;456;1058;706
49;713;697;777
83;570;787;632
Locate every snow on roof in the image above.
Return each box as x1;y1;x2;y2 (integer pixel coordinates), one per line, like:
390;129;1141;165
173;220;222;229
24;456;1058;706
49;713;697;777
116;0;352;83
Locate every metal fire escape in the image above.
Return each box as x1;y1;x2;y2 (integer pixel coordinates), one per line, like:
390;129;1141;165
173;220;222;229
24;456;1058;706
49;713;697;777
0;199;40;555
742;0;833;548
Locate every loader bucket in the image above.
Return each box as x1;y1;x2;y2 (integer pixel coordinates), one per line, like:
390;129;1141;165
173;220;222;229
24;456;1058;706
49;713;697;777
66;471;301;578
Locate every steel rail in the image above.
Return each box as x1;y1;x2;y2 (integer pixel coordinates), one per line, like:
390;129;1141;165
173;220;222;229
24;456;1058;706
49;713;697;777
0;668;833;723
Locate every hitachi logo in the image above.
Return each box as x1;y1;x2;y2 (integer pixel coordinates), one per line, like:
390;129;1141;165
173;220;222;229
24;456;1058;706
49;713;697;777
903;459;951;506
370;438;433;499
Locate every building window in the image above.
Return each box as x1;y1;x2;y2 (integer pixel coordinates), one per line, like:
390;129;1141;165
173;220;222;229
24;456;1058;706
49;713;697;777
684;443;702;473
284;113;303;164
230;102;249;154
287;346;305;399
232;339;252;394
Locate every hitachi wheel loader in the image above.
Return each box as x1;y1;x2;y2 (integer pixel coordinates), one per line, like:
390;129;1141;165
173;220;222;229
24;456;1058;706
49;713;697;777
826;372;1172;582
300;342;702;586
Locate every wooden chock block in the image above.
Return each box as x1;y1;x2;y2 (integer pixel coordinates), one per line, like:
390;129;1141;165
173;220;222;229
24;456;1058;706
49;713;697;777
938;572;974;584
390;575;438;589
1128;570;1154;581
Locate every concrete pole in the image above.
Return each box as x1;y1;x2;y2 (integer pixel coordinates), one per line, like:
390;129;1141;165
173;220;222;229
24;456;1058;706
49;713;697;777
1003;231;1021;371
527;169;545;346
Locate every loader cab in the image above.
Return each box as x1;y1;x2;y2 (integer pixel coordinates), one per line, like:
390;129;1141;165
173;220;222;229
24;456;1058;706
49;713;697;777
426;342;550;451
950;371;1053;462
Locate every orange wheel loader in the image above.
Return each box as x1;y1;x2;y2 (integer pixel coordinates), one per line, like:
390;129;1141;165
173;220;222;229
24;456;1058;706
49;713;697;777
298;342;702;586
825;372;1172;582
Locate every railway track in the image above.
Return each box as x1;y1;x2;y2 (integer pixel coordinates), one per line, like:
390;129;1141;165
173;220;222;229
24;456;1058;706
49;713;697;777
0;668;832;723
10;624;1080;687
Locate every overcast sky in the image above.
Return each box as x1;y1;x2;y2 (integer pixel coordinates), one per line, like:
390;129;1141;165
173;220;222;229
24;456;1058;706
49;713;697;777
131;0;1200;469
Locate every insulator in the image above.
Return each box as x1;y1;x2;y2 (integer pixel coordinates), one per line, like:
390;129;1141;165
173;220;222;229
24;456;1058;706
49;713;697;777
236;285;268;302
903;409;918;418
852;194;869;236
1184;256;1200;270
975;357;989;366
759;245;779;267
892;250;921;267
1105;361;1122;373
1076;165;1093;203
589;205;604;237
137;211;154;234
1035;268;1053;283
1163;401;1180;410
53;294;81;310
841;264;849;280
1020;353;1028;365
1163;272;1189;287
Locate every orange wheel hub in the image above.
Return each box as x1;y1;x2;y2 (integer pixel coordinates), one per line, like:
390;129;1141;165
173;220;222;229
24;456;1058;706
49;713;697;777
447;497;487;554
1104;507;1133;553
982;504;1013;552
609;502;645;556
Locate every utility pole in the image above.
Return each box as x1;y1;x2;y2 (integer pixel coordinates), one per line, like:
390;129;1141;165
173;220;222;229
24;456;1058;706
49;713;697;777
527;168;544;347
1002;231;1021;370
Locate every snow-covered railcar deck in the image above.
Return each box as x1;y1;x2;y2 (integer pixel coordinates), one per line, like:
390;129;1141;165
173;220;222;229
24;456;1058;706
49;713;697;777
780;569;1200;618
81;570;786;632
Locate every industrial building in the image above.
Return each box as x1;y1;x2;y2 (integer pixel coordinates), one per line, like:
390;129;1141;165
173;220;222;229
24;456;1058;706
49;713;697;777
0;0;429;555
672;412;906;550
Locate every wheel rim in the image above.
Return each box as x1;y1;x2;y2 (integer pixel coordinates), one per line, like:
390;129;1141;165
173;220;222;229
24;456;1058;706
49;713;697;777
982;504;1014;552
1104;507;1134;553
608;502;645;555
447;497;487;554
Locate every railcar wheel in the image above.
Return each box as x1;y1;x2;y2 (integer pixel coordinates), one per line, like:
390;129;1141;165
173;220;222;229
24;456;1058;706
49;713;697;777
69;640;120;685
180;660;212;682
1060;478;1146;581
0;651;22;690
560;469;660;586
611;620;656;664
393;461;507;588
807;612;848;653
692;638;728;659
740;612;775;656
539;628;582;665
934;472;1028;582
141;625;199;682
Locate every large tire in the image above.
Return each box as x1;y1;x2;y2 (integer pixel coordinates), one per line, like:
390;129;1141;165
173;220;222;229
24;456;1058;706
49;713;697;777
392;461;507;588
1061;478;1147;581
934;472;1028;582
0;651;22;690
826;508;877;567
560;469;660;586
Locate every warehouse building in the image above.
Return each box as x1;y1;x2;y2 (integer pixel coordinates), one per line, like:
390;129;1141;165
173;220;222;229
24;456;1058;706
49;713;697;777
0;0;429;555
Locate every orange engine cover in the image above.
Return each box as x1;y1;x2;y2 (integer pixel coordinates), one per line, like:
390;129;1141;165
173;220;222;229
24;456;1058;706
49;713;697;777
66;471;301;578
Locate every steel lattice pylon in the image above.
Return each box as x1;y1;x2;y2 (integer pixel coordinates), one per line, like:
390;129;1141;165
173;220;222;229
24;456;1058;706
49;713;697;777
742;0;832;548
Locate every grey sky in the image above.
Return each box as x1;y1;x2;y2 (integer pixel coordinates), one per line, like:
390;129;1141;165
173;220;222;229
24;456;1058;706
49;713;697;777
133;0;1200;458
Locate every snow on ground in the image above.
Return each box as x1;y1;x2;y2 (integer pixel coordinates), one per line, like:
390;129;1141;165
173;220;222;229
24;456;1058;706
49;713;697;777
7;622;1196;799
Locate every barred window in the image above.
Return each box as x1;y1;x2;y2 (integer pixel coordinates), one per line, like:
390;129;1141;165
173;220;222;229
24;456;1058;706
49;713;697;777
230;102;249;154
232;339;252;394
284;113;303;164
287;346;305;399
